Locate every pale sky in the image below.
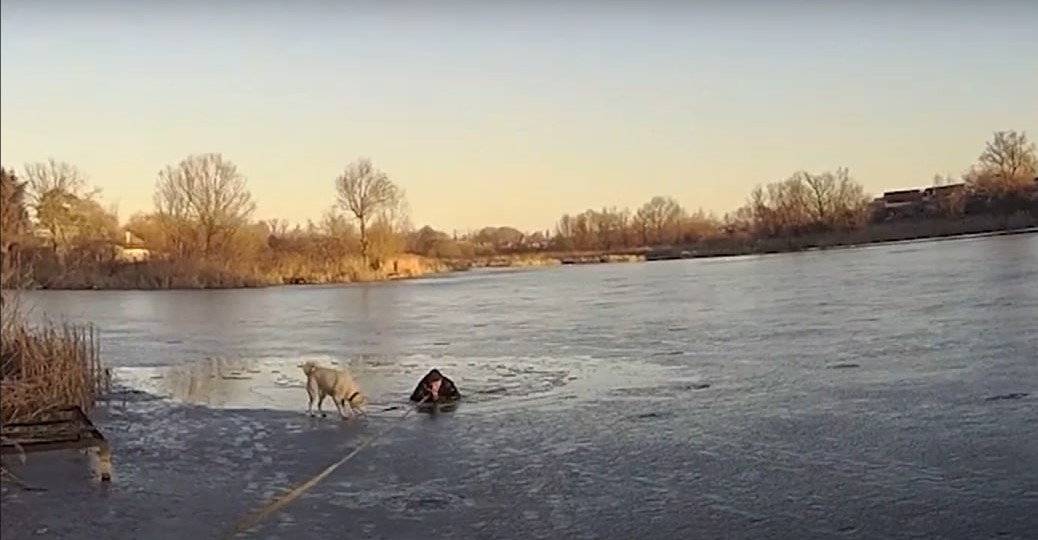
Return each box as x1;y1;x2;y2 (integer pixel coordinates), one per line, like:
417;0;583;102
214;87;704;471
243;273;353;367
2;1;1036;234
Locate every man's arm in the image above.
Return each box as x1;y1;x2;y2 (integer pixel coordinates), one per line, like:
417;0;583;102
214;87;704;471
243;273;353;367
410;372;434;402
442;378;461;400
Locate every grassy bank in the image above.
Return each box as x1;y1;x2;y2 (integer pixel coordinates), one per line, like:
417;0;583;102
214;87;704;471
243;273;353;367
14;253;453;290
265;253;452;285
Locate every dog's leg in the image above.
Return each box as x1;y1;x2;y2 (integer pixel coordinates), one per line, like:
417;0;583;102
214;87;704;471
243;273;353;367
93;442;113;482
317;392;328;418
334;397;349;419
306;383;316;417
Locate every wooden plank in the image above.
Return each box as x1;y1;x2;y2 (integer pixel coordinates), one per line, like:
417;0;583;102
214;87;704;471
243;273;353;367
3;407;80;426
3;417;79;428
1;438;101;455
0;405;113;482
1;431;103;446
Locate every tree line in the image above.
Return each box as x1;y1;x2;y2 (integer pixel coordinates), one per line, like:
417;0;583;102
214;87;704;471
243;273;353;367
1;130;1035;288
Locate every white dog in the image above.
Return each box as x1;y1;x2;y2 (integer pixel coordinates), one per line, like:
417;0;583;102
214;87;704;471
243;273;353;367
298;361;368;419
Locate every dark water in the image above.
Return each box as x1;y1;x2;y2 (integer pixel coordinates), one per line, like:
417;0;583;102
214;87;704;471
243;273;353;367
3;234;1037;540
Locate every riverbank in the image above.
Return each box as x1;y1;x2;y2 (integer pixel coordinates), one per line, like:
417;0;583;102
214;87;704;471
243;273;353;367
466;213;1038;267
7;213;1035;290
7;251;641;290
10;253;454;291
666;212;1038;261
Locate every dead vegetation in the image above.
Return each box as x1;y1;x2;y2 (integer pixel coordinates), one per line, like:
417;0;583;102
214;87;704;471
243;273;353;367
0;317;104;425
0;264;105;426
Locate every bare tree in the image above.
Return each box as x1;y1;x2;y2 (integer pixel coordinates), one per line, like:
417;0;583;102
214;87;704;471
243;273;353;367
765;178;812;236
722;205;755;236
747;185;774;237
264;218;292;237
634;196;686;246
968;130;1037;195
334;158;400;262
802;170;835;226
22;159;95;205
1;168;30;243
681;208;721;243
153;153;257;259
592;208;624;250
553;214;577;250
68;198;120;243
1;168;31;286
829;168;871;229
980;131;1037;182
19;159;111;251
749;168;869;236
374;189;413;234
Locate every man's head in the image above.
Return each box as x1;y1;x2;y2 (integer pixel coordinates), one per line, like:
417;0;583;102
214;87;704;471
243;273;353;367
425;370;443;400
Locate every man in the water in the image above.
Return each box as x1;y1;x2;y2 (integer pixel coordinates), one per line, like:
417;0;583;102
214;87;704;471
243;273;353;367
410;369;461;404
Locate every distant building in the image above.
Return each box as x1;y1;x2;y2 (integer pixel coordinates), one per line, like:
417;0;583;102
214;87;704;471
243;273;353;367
881;189;924;208
873;189;925;220
922;183;965;199
114;230;151;262
32;228;55;241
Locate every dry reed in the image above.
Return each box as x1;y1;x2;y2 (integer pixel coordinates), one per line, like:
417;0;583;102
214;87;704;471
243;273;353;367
1;258;105;426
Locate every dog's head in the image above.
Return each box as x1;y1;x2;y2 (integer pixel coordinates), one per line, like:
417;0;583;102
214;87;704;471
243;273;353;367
298;360;319;376
346;390;368;413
